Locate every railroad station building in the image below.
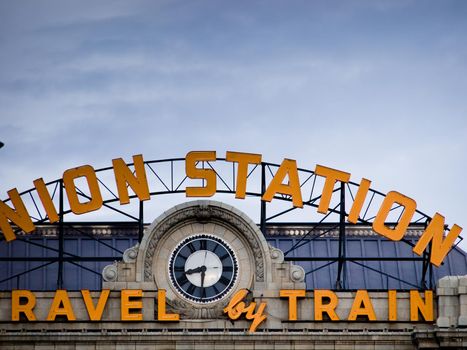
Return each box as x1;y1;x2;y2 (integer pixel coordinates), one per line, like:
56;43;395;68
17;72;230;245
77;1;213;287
1;154;466;349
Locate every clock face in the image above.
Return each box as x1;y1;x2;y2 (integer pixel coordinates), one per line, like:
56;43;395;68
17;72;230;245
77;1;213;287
168;234;239;303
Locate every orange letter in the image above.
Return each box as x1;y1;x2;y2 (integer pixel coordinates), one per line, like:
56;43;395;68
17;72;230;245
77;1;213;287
262;159;303;208
112;154;150;205
347;178;371;224
314;165;350;214
280;289;306;321
185;151;217;197
388;290;397;321
0;188;35;241
372;191;416;241
63;165;103;215
244;301;267;333
157;290;179;321
81;289;110;321
12;290;36;321
121;289;143;321
47;290;76;321
33;178;59;223
413;213;463;267
348;290;376;321
223;289;267;333
410;290;433;321
226;151;262;199
314;290;339;321
224;289;248;320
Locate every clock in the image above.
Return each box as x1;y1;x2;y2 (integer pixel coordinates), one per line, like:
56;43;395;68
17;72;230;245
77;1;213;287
168;234;239;303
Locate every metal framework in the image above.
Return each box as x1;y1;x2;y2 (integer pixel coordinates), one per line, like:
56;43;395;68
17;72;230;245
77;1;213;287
1;157;461;291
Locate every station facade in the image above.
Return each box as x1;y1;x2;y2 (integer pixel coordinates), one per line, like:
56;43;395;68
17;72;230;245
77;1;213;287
1;152;466;349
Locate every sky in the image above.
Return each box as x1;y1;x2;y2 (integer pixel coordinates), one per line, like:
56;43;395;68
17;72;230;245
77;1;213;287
1;0;467;248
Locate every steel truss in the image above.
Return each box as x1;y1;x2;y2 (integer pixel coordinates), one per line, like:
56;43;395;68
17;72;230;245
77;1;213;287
1;157;461;290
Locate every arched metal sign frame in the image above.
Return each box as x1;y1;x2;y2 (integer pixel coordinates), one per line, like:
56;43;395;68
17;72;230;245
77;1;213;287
0;157;461;291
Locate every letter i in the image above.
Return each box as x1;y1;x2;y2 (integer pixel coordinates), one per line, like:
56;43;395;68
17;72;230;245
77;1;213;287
347;178;371;224
33;178;59;223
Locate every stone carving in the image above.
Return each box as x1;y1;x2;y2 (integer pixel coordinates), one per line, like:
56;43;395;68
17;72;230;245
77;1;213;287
194;204;213;222
270;245;284;263
102;263;118;282
153;275;225;319
123;243;139;263
290;264;305;283
143;204;265;283
168;297;227;319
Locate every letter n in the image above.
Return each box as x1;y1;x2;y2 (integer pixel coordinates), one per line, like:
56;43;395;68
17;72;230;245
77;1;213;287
0;189;35;241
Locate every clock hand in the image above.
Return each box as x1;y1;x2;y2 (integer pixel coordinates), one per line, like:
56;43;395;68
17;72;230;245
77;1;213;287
201;269;205;288
185;265;209;275
184;266;203;275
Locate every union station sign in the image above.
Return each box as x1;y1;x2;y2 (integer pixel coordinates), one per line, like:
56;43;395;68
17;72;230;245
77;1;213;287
1;151;462;266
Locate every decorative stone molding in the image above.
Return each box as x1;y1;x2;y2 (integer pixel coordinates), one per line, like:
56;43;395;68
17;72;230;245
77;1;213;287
141;201;268;284
270;245;284;263
102;263;118;282
167;294;227;319
20;223;427;239
290;264;305;283
265;226;425;237
123;244;139;263
436;275;467;328
458;275;467;326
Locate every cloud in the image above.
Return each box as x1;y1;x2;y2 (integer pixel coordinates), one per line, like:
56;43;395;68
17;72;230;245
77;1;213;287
1;0;467;249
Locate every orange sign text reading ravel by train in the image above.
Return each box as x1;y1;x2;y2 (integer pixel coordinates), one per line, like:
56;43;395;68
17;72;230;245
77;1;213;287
0;151;462;267
9;288;433;333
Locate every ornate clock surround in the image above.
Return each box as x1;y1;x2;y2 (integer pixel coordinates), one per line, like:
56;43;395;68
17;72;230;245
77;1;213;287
141;200;268;280
102;200;305;319
108;200;273;317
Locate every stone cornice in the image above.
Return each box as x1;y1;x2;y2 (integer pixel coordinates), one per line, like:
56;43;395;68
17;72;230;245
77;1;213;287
11;223;425;238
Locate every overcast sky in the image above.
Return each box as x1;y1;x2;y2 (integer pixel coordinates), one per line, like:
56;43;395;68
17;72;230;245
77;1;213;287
1;1;467;247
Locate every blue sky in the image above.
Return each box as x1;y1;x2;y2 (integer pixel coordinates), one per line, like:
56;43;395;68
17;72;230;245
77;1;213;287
1;1;467;247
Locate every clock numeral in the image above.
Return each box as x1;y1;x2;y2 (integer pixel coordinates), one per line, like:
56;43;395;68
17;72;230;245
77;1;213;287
187;243;196;253
178;275;189;286
200;239;207;250
177;253;188;261
187;284;196;295
212;284;220;294
219;276;230;286
171;235;238;302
